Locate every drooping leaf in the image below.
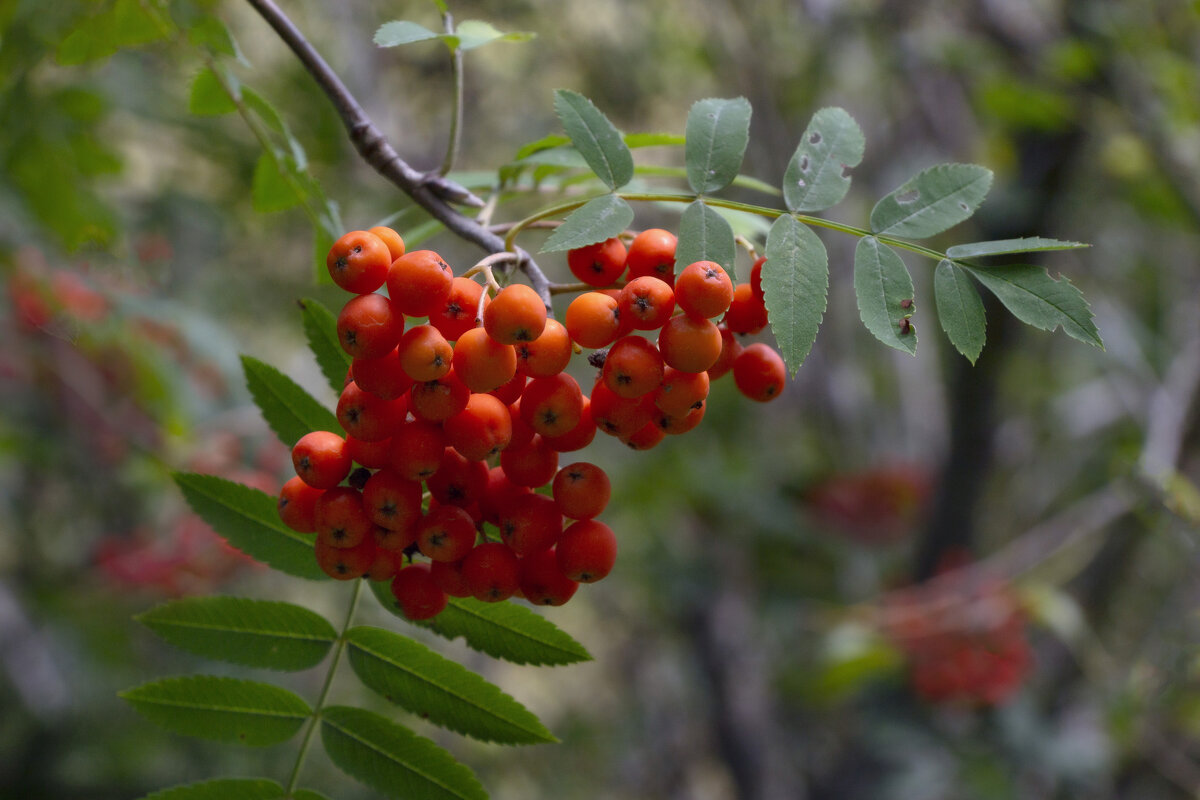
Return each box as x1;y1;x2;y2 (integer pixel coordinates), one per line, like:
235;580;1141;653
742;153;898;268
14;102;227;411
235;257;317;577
945;237;1090;260
675;200;736;274
854;237;917;354
251;154;302;214
783;107;865;213
174;473;327;581
121;676;310;746
763;215;829;375
870;163;993;239
320;706;487;800
369;581;591;665
136;778;286;800
374;20;442;47
346;626;555;745
541;194;634;252
299;298;353;394
137;597;337;672
241;355;340;448
934;259;986;364
188;69;237;116
553;90;634;190
963;263;1103;348
685;97;752;195
454;20;535;50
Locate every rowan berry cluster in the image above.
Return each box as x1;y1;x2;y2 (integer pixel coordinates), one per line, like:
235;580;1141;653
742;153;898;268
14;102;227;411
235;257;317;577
276;224;786;620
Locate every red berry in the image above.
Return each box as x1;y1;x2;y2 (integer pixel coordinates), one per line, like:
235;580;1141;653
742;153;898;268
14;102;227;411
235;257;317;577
556;519;617;582
391;563;448;620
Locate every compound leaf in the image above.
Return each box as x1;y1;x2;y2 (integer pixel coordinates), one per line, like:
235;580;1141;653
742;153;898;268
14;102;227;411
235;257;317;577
541;194;633;252
763;215;829;375
934;259;986;363
241;355;339;448
685;97;752;194
675;200;736;275
321;706;487;800
963;263;1103;348
174;473;327;582
346;626;555;745
854;237;917;354
784;107;865;213
137;597;336;672
870;163;993;239
121;676;310;746
554;90;633;190
136;778;286;800
369;581;590;666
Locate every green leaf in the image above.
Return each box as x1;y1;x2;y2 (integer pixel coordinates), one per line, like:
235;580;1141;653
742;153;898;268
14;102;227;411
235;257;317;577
186;17;240;58
675;200;736;274
870;163;993;239
763;216;828;376
685;97;752;194
541;194;634;253
374;21;442;47
553;89;634;190
945;237;1090;260
346;626;555;745
137;597;336;672
299;298;353;394
962;263;1103;348
854;237;917;355
188;69;237;116
321;706;487;800
514;134;571;160
292;792;330;800
251;154;301;214
174;473;327;582
516;147;588;169
57;0;170;65
121;676;310;746
241;355;340;448
454;20;535;50
783;107;865;213
934;259;986;364
369;581;590;666
625;132;686;148
137;778;285;800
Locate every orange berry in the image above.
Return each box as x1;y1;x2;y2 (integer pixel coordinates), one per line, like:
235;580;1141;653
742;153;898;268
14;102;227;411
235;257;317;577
337;293;403;360
675;261;734;319
444;393;513;461
397;324;453;382
278;476;324;533
750;255;766;302
567;237;627;286
541;396;596;452
618;276;675;330
520;373;584;437
565;291;623;349
315;486;371;549
352;347;413;400
625;228;678;286
391;563;447;619
602;335;664;399
654;367;710;418
656;400;706;435
430;276;485;342
483;284;547;345
480;466;532;526
552;462;610;520
362;469;423;532
427;449;489;508
500;434;559;488
658;314;723;373
409;368;470;422
518;547;578;606
387;419;445;481
327;230;391;294
556;520;617;582
590;380;655;438
488;372;527;406
498;493;562;555
315;536;377;580
732;343;787;402
707;324;744;380
462;542;521;602
292;431;351;489
368;226;406;262
621;420;666;450
417;505;477;563
337;381;406;442
723;282;768;334
515;318;572;378
452;327;517;393
387;250;453;317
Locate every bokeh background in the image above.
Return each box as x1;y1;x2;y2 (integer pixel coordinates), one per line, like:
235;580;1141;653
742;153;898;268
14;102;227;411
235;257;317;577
3;0;1200;798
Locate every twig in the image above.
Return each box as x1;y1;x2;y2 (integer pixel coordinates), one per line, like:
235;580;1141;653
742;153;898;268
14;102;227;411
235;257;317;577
438;8;464;177
242;0;555;311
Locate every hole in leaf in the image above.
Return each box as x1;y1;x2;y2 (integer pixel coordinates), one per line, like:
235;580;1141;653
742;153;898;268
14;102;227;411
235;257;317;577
896;189;920;204
799;155;810;172
841;164;854;178
809;132;822;145
958;201;969;211
796;178;807;188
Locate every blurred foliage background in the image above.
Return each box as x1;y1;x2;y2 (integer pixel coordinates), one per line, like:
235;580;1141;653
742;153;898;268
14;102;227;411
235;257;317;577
2;0;1200;798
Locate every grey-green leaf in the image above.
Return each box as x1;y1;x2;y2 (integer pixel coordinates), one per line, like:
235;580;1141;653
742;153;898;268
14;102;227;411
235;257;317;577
251;154;301;214
346;626;555;744
945;237;1090;260
963;263;1103;348
763;216;828;375
541;194;633;253
553;90;634;190
137;778;286;800
685;97;752;194
321;705;487;800
299;297;354;394
454;20;536;50
374;21;442;47
137;597;336;672
870;163;993;239
854;237;917;354
934;259;987;364
369;581;590;666
675;200;736;274
783;107;865;213
174;473;327;582
188;68;237;116
241;355;340;448
121;676;310;746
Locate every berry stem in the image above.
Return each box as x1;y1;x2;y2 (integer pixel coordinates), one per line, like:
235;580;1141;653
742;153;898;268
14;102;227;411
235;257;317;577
284;577;364;796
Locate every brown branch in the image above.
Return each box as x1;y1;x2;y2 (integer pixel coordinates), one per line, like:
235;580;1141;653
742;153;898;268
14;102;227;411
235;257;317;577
242;0;554;310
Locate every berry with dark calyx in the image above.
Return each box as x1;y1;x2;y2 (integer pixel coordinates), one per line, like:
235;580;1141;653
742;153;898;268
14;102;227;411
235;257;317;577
520;373;584;438
388;419;445;481
618;276;675;330
480;466;532;525
409;368;470;422
675;260;734;319
732;343;787;402
625;228;678;286
656;401;706;435
462;541;521;602
278;476;324;533
426;448;489;508
658;314;723;374
387;250;454;317
498;492;562;555
430;558;473;598
315;536;377;580
327;230;391;294
337;382;406;442
397;324;454;382
416;504;478;563
500;434;559;488
565;291;623;349
315;487;372;549
373;522;418;553
654;367;710;418
541;397;597;452
391;563;448;620
518;547;578;606
488;371;527;406
515;318;572;378
552;462;610;520
444;393;513;461
292;430;352;489
556;519;617;583
430;276;485;342
602;335;664;399
452;327;517;393
362;469;423;532
590;380;655;439
483;283;547;345
567;237;627;286
337;293;403;360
